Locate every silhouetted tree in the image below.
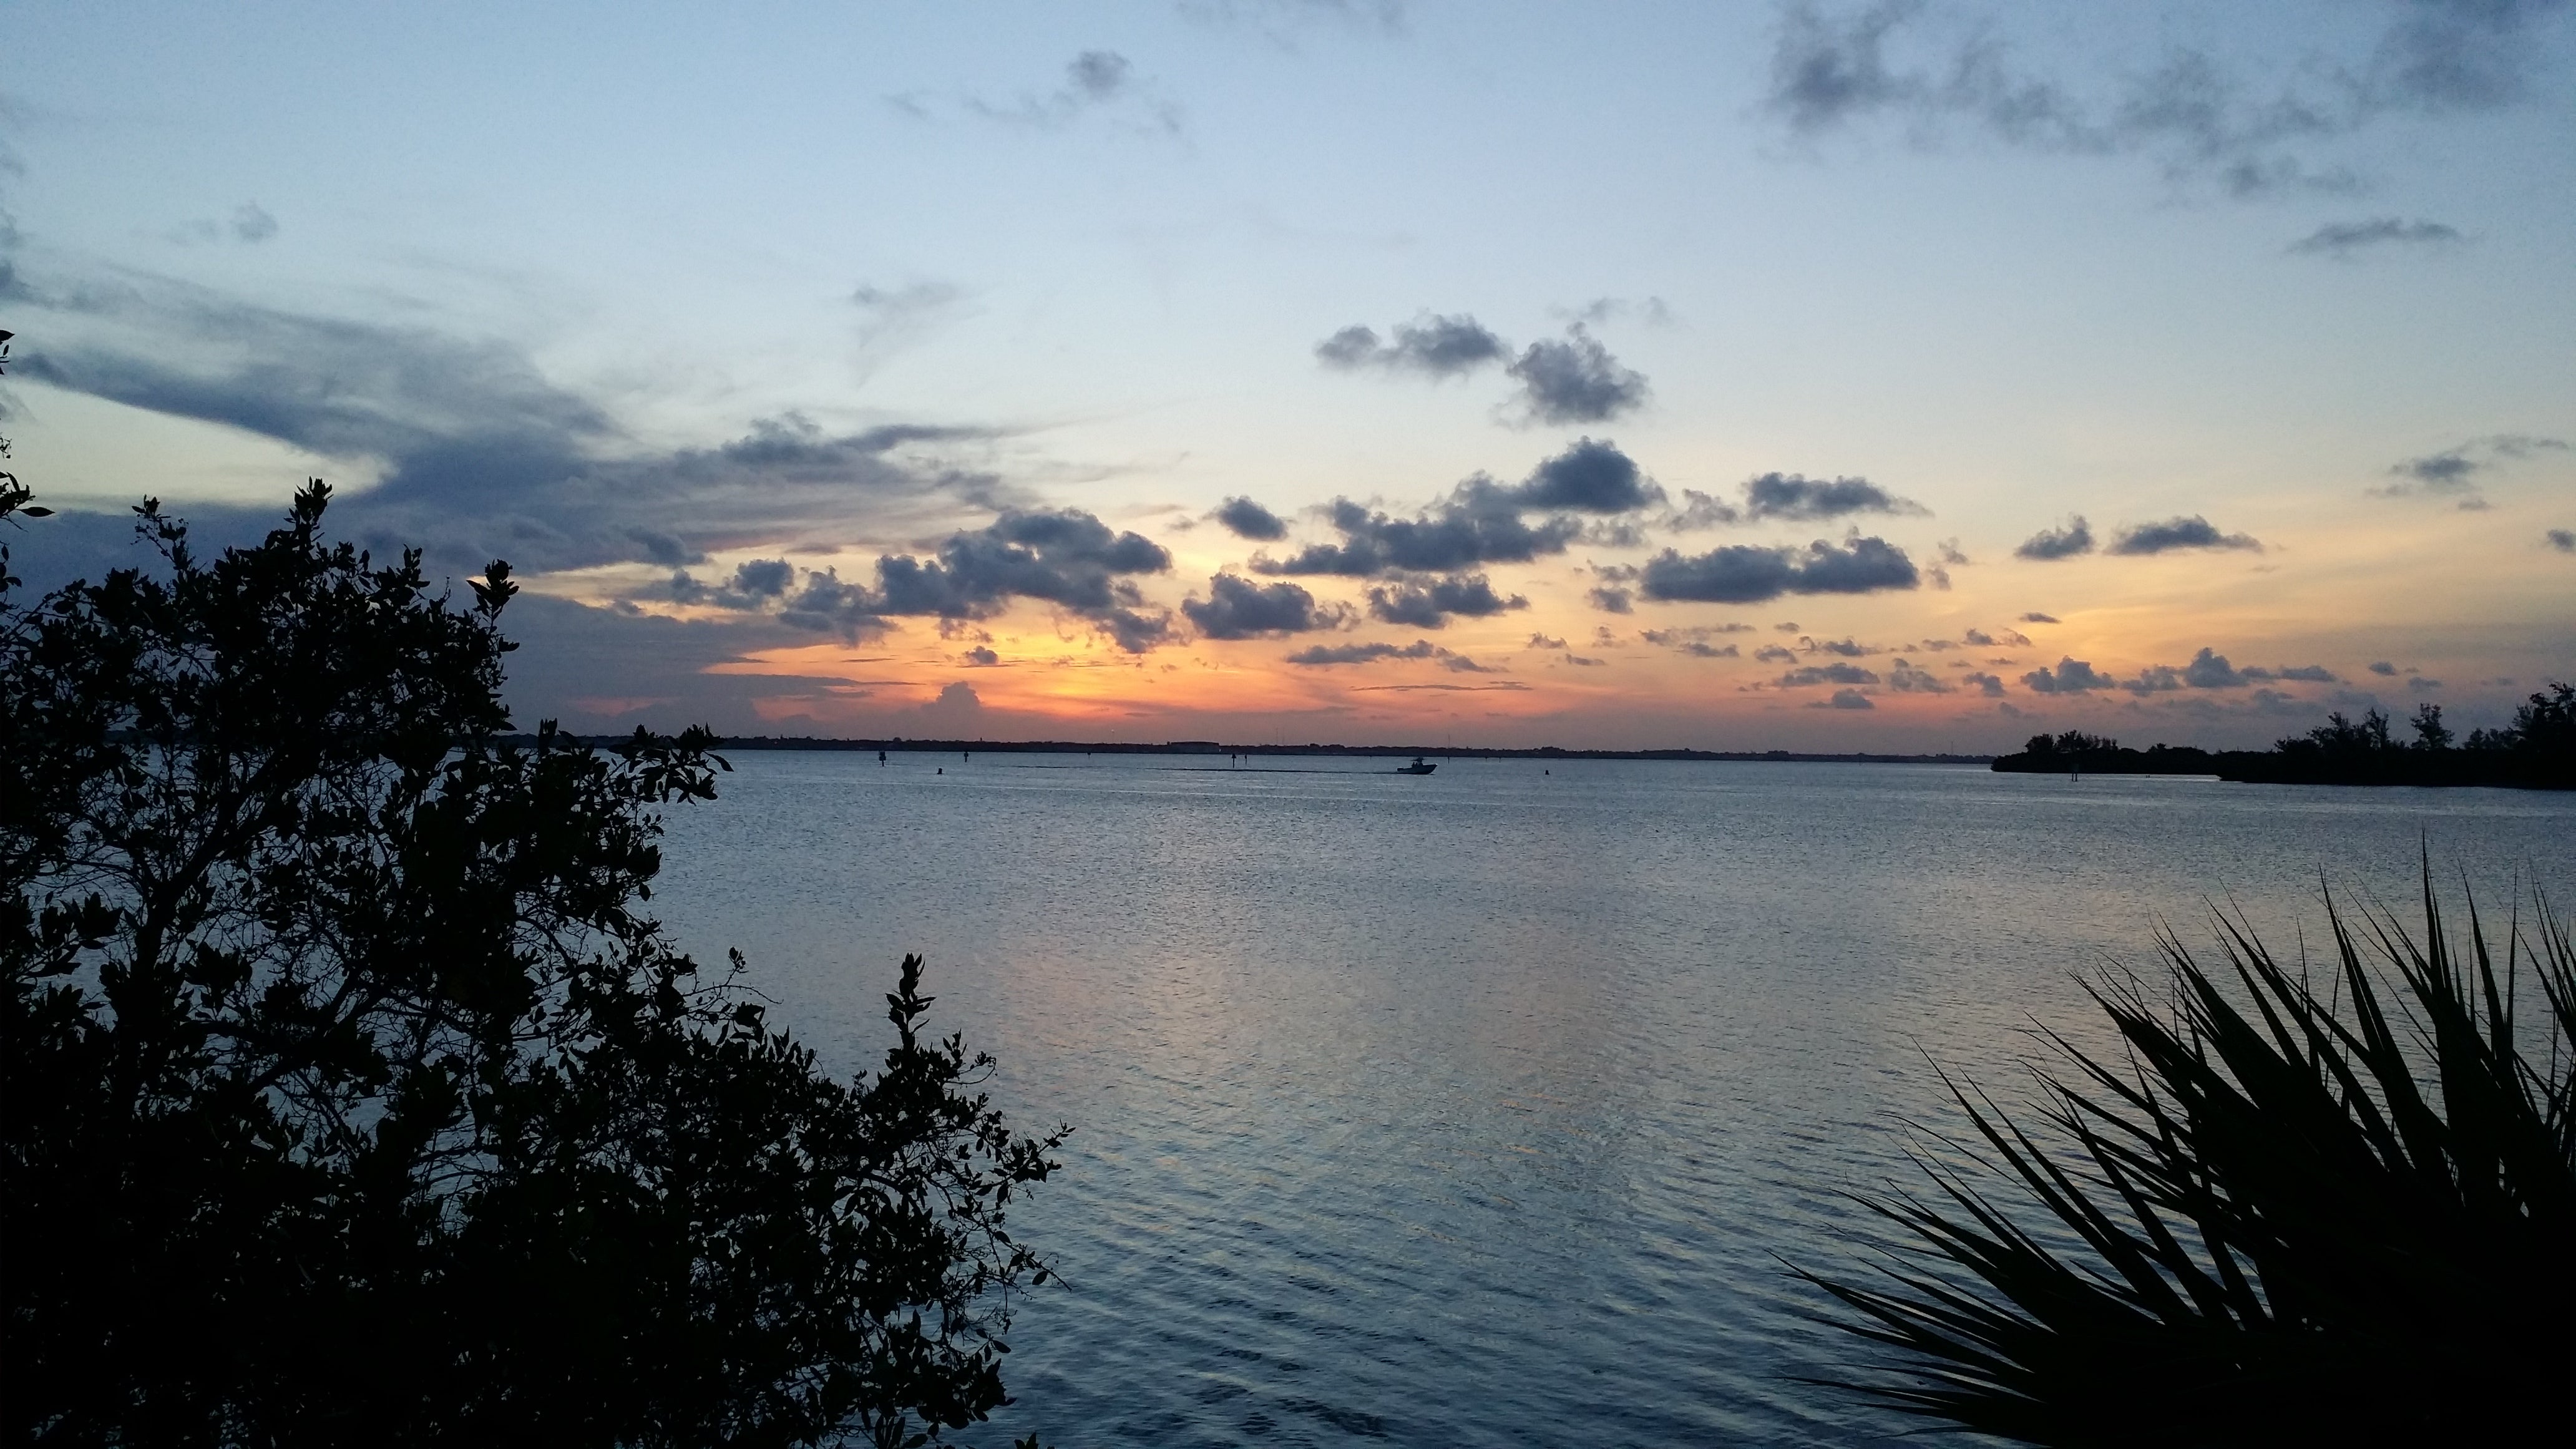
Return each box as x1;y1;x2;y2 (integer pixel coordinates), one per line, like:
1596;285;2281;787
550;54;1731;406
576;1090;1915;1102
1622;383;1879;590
2;483;1063;1447
2409;702;2451;751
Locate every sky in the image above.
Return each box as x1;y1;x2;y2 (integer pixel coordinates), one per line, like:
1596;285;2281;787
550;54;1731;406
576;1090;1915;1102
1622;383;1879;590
4;0;2572;750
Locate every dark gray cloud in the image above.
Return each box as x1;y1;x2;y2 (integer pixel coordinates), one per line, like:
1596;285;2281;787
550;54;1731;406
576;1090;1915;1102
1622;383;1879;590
1963;671;2006;697
2022;656;2116;693
1813;688;1875;710
1258;490;1581;576
1765;0;2573;197
2271;665;2338;682
1181;572;1345;639
1802;636;1879;656
1742;471;1928;522
963;645;1000;665
1365;572;1526;628
2015;515;2095;560
1639;534;1919;603
1314;313;1509;377
872;507;1172;650
5;267;1017;576
1662;489;1743;531
1588;585;1635;613
2020;611;2059;623
2108;515;2262;555
2376;434;2567;508
1506;437;1663;512
1754;643;1798;663
1780;661;1880;686
1887;659;1950;692
1284;638;1448;666
2409;675;2444;691
2289;218;2464;257
1642;624;1750;658
1254;440;1654;578
1214;495;1290;539
2183;648;2247;688
1506;325;1648;424
2550;528;2575;552
2369;660;2399;675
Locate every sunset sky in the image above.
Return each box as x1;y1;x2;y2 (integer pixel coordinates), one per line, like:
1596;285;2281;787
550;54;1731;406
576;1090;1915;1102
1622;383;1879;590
6;0;2572;750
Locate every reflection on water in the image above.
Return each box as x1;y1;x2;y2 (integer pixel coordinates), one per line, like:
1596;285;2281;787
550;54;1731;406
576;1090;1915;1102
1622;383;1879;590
650;755;2575;1447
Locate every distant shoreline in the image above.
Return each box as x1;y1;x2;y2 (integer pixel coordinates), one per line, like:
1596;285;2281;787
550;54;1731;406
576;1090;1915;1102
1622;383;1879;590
558;735;1998;766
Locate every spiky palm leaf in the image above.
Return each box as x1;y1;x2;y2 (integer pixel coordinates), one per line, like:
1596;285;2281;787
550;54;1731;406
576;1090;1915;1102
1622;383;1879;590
1802;866;2576;1445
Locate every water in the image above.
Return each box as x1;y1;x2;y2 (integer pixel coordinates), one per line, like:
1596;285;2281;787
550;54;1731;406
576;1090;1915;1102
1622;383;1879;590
648;754;2576;1447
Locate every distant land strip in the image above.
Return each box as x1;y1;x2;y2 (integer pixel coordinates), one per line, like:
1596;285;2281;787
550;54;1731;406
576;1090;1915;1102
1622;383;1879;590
545;735;1998;766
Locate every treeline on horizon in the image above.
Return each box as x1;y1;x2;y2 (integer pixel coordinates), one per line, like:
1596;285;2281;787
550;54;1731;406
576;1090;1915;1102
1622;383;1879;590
1992;683;2576;789
653;738;1999;764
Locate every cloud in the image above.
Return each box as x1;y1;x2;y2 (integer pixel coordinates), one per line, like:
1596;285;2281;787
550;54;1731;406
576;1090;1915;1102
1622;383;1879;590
232;202;276;242
1813;688;1875;710
2019;611;2059;623
1887;660;1950;692
2271;665;2338;682
1802;636;1879;656
6;266;1023;577
2376;434;2569;508
1314;313;1510;377
2183;647;2247;688
2107;515;2262;555
2288;217;2465;257
1283;638;1458;666
1365;572;1527;628
1754;644;1798;663
2550;528;2576;552
1258;491;1579;576
1181;572;1345;639
1588;586;1634;613
1741;471;1928;521
1505;437;1663;512
2369;660;2399;676
2015;515;2095;560
1254;440;1656;579
1662;489;1743;530
869;508;1174;651
2408;676;2443;691
1505;324;1649;424
962;645;1000;666
965;50;1181;133
1780;661;1880;686
1963;671;2006;697
1214;495;1290;539
1642;625;1750;658
1763;0;2574;197
2022;656;2115;693
1639;534;1919;603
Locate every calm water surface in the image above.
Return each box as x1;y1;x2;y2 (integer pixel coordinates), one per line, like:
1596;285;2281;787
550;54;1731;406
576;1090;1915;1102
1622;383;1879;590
649;754;2575;1447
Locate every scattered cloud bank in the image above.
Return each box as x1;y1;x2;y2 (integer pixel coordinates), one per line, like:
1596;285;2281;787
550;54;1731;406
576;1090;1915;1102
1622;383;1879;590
1316;313;1649;424
1365;573;1526;628
1253;438;1653;577
2375;434;2569;509
1639;534;1920;603
1764;0;2573;197
1666;471;1928;529
1284;638;1491;673
1182;573;1347;639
